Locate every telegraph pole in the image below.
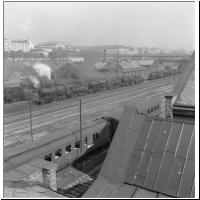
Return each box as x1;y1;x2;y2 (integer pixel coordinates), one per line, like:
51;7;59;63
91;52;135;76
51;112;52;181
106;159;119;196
173;67;176;88
79;99;83;169
29;98;33;142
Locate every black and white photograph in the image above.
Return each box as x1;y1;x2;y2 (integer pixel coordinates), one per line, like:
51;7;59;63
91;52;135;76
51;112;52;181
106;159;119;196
2;1;198;198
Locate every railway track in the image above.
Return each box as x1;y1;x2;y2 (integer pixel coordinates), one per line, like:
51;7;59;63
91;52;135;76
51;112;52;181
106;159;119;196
4;84;172;134
4;78;174;149
4;77;173;124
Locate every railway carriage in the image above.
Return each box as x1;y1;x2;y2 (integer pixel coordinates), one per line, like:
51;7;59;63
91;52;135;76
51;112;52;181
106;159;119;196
4;120;112;171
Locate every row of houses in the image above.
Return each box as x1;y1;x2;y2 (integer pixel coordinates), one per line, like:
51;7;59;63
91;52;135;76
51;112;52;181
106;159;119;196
95;59;165;79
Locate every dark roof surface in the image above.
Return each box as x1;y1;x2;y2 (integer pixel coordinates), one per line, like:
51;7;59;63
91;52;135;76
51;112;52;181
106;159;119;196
84;106;195;198
124;117;195;198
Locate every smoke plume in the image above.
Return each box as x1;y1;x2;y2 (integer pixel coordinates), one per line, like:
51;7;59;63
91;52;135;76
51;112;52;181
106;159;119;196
32;62;51;80
29;75;40;88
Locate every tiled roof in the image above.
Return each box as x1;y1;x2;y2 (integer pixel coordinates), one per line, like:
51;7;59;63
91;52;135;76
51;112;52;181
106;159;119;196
84;106;195;198
174;52;195;106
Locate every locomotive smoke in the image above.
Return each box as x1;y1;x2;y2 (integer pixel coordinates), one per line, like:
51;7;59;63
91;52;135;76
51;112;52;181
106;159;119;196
32;63;51;80
29;75;40;88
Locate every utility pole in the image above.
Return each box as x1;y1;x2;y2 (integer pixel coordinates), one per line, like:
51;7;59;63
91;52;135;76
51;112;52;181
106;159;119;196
29;98;33;142
79;99;83;169
174;68;176;88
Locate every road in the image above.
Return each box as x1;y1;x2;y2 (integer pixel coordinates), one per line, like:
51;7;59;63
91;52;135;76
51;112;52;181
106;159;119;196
4;77;174;149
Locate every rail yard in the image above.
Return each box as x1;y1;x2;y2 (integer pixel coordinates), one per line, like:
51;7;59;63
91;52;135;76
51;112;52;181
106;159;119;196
4;76;174;150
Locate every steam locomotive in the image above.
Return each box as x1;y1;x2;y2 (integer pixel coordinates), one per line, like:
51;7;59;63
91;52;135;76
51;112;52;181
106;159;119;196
4;75;144;105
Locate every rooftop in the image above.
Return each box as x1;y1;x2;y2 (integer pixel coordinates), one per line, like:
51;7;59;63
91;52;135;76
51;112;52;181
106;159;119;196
84;105;195;198
137;60;155;66
4;159;66;198
36;41;65;46
94;62;108;69
119;60;145;71
11;39;32;43
174;52;195;106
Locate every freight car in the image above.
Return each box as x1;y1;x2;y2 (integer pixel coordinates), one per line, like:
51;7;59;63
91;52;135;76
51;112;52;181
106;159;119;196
148;68;176;80
108;77;122;89
133;75;144;84
120;76;134;86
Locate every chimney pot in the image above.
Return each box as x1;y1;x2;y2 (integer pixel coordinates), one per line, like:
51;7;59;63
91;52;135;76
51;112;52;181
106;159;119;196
165;94;174;118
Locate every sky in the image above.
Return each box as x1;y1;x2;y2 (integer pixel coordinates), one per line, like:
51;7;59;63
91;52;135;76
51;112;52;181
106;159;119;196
4;2;195;50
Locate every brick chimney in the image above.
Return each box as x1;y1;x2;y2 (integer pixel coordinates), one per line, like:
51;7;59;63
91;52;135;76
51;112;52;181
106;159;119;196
42;163;57;191
28;159;58;191
165;92;176;118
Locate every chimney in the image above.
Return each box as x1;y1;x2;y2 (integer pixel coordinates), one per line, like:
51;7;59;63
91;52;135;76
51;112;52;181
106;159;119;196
42;162;57;191
165;92;176;118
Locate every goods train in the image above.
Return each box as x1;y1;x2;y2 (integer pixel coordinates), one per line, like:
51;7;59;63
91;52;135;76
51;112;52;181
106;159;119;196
148;66;182;80
4;75;144;104
4;97;161;171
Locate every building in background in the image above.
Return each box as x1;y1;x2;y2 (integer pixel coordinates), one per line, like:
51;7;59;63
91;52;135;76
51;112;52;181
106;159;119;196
95;60;147;78
67;57;84;64
4;39;34;52
106;48;140;56
35;41;66;51
4;39;11;52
